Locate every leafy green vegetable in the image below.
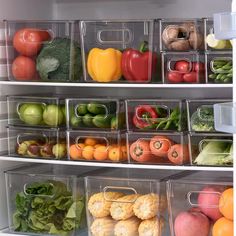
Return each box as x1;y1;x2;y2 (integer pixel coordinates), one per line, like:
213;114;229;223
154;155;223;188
36;38;82;81
13;180;84;235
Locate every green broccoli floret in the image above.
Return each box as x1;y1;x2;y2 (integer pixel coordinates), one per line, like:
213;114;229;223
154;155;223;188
36;38;82;81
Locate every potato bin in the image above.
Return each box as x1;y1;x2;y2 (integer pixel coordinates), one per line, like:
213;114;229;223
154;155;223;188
7;95;66;128
5;164;87;235
162;52;205;84
5;20;82;82
80;20;158;83
66;98;125;130
188;132;233;166
160;19;204;51
7;126;67;160
127;132;189;165
206;52;232;83
125;99;186;132
186;99;230;132
67;130;127;163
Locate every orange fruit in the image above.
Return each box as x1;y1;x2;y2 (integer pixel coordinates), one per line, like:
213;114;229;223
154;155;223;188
69;144;81;160
94;144;103;148
108;146;123;162
212;217;233;236
84;138;97;146
82;145;94;160
94;145;108;161
121;145;128;160
219;188;233;220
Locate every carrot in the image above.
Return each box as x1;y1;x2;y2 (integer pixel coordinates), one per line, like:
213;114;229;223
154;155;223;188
167;144;189;165
129;140;152;162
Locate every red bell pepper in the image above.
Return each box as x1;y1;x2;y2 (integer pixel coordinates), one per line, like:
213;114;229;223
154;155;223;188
122;41;157;82
133;105;158;129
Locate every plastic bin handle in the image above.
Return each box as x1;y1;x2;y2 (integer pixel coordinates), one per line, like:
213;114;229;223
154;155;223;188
199;139;232;154
23;182;55;198
167;57;192;73
17;132;48;145
210;57;232;74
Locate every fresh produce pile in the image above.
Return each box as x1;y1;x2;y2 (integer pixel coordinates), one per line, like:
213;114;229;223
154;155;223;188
167;60;205;83
17;102;66;127
69;137;127;162
88;191;166;236
129;135;189;165
12;28;82;81
206;33;232;50
174;186;233;236
13;180;85;235
208;59;232;83
16;137;67;159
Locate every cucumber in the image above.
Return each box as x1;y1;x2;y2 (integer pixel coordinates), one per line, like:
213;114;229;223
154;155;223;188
77;104;88;115
111;113;125;129
87;103;106;114
92;114;113;128
70;115;83;127
82;113;94;127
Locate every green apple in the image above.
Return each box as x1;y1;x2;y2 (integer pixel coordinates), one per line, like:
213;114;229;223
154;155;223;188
20;104;44;125
43;104;64;126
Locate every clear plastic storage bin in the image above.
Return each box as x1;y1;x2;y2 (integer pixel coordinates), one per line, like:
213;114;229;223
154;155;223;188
162;52;205;84
80;20;157;83
7;95;66;128
5;20;82;82
125;99;186;132
206;52;232;83
160;19;205;51
188;132;233;166
7;126;67;160
127;132;189;165
67;130;127;162
186;99;230;132
66;98;125;130
5;164;87;235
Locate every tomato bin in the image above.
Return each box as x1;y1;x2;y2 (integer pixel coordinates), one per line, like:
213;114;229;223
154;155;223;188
80;20;158;83
162;52;205;84
66;98;125;130
5;20;82;82
167;173;233;236
7;95;66;128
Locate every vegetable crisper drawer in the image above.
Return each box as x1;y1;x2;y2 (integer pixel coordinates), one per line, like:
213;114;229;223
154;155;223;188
5;20;82;82
188;133;233;166
125;99;186;132
5;165;86;236
80;20;157;83
85;175;168;236
7;95;66;128
167;178;233;236
8;126;67;160
66;98;125;130
67;130;127;163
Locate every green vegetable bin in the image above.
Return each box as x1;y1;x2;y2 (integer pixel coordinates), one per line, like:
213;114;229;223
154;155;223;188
5;164;87;235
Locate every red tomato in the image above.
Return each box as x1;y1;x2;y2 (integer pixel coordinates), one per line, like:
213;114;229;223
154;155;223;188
167;71;184;83
193;62;205;72
12;56;36;80
174;60;191;73
183;72;198;83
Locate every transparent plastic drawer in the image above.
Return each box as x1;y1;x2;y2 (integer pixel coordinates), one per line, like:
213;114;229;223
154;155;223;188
5;20;82;82
160;19;204;51
7;126;67;160
80;20;157;83
125;99;186;132
67;130;127;163
66;98;125;130
127;132;189;165
162;52;205;84
206;52;232;83
7;95;66;128
186;99;230;132
5;164;86;235
188;133;233;166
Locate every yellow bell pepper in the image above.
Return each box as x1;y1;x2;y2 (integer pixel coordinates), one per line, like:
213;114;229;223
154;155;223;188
87;48;122;82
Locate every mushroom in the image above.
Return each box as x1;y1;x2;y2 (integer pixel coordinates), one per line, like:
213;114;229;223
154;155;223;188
189;31;204;50
169;39;191;51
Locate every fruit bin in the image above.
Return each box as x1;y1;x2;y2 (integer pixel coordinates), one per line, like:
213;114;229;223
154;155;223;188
125;99;186;132
161;52;205;84
66;98;125;130
186;99;230;132
205;52;232;83
67;130;127;162
5;164;87;236
188;132;233;167
7;126;67;160
167;176;233;236
7;95;66;128
127;131;189;165
159;19;205;51
80;20;158;83
5;20;82;82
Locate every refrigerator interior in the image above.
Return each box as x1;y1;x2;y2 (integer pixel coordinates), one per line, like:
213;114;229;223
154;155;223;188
0;0;233;235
